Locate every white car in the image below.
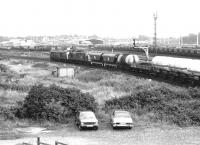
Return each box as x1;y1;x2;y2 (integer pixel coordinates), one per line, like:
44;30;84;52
75;111;98;130
110;110;133;129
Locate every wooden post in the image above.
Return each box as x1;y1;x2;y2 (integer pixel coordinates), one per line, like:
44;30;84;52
37;137;40;145
55;141;68;145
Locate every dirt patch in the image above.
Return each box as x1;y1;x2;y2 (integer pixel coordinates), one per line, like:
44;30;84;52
16;127;50;135
32;63;49;68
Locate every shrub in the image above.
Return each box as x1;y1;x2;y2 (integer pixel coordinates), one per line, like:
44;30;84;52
0;106;16;120
0;64;8;72
15;84;97;123
104;86;200;126
188;87;200;99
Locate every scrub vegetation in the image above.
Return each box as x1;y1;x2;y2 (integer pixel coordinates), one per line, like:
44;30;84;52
1;59;200;130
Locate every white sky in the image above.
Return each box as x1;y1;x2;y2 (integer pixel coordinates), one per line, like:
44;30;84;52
0;0;199;38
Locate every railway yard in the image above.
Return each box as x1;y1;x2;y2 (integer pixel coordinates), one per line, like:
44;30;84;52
1;48;200;145
1;0;200;144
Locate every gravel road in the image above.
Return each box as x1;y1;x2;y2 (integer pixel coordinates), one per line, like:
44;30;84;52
1;124;200;145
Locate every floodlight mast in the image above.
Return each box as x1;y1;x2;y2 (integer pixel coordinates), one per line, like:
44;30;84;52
153;12;158;54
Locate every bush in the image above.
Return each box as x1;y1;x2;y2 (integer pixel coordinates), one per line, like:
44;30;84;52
15;84;97;123
0;106;17;120
104;86;200;126
0;64;8;72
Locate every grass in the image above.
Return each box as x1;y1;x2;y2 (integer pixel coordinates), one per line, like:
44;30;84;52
0;89;27;107
32;62;49;68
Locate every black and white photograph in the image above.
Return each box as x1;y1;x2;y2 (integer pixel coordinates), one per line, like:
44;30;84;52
0;0;200;145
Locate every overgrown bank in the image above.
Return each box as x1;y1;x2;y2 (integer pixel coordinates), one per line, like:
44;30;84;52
1;84;200;127
104;86;200;126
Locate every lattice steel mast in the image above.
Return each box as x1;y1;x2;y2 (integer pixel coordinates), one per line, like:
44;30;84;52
153;12;158;52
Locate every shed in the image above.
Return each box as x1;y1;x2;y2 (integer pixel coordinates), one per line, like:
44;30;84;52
52;67;75;78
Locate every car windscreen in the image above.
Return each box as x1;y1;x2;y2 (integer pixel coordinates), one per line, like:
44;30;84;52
115;112;130;118
80;113;95;119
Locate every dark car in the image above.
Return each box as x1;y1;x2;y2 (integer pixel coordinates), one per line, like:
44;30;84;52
110;110;133;129
75;111;98;130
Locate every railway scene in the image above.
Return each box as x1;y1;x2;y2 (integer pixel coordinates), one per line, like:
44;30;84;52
1;0;200;145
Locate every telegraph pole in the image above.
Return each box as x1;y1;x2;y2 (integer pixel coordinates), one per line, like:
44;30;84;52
153;12;158;53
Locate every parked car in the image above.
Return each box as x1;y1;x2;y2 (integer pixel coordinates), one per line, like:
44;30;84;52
75;111;98;130
110;110;133;129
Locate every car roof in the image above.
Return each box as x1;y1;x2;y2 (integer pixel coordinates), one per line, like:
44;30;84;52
79;111;96;118
114;110;130;114
79;111;94;114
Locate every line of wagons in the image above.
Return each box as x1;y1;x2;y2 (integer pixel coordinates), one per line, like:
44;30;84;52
50;49;200;85
94;45;200;58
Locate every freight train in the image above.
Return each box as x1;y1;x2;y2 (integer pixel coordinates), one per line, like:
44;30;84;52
50;48;200;85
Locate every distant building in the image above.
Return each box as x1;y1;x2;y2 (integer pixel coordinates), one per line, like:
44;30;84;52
79;40;92;45
5;39;36;48
86;39;104;45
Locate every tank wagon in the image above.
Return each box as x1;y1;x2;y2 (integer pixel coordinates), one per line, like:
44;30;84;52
50;50;200;85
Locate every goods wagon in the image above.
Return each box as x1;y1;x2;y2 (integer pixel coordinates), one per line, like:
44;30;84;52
117;54;140;68
59;51;70;62
50;51;63;61
87;51;103;65
68;50;87;63
152;56;200;77
102;53;119;67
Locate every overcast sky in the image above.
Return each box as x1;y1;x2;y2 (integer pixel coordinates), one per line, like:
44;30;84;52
0;0;199;38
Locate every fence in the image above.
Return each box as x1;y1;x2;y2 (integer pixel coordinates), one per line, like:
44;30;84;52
36;137;68;145
55;141;68;145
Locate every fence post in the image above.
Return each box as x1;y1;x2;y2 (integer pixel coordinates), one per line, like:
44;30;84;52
37;137;40;145
55;141;57;145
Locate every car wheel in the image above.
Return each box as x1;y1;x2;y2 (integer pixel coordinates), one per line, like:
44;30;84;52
94;126;98;130
112;126;116;130
78;124;83;130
